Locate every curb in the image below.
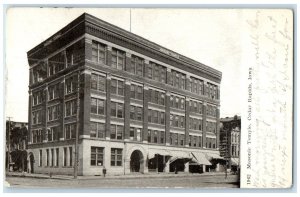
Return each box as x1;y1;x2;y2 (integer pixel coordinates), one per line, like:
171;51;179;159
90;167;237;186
6;172;236;181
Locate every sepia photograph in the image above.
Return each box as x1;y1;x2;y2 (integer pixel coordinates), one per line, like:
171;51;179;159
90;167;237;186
3;7;293;190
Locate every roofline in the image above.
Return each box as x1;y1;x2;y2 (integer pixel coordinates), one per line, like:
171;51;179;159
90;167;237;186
28;12;222;79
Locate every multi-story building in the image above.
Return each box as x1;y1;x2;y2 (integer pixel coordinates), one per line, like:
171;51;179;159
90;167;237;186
219;115;241;171
27;13;222;176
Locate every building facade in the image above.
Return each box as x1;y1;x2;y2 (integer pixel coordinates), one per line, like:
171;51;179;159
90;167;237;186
27;13;222;176
219;115;241;171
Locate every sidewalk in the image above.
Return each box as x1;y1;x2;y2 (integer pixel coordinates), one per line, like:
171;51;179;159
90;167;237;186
6;171;229;181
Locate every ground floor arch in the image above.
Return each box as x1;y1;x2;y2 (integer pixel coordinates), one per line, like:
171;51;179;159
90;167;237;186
130;149;144;173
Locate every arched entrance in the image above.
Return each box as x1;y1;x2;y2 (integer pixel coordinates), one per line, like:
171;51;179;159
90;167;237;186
27;152;34;173
130;150;144;173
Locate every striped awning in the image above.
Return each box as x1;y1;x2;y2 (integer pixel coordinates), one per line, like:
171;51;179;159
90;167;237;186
169;151;192;163
205;152;224;160
230;158;240;166
148;149;172;159
191;152;212;165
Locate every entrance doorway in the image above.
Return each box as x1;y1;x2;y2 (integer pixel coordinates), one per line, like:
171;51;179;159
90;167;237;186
27;153;35;173
130;150;144;173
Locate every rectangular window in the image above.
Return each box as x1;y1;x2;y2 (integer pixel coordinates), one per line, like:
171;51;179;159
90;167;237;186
110;125;116;139
63;147;67;166
130;105;135;120
46;149;49;166
153;111;158;124
117;125;123;140
137;86;143;100
51;149;54;167
111;102;124;118
153;131;158;143
90;122;105;138
91;147;104;166
48;104;60;121
92;41;106;64
136;107;143;121
130;85;135;98
65;74;78;95
111;148;123;166
91;73;106;92
112;49;125;70
33;91;43;106
148;109;152;123
160;66;167;83
91;98;105;115
148;130;151;142
69;147;73;167
147;64;153;79
111;78;124;96
160;131;165;143
65;99;77;117
48;83;60;101
160;112;165;125
129;127;135;140
136;128;141;142
65;123;76;140
56;148;59;166
39;149;42;166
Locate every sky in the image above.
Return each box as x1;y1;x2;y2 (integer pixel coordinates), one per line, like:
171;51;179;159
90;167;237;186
5;8;242;122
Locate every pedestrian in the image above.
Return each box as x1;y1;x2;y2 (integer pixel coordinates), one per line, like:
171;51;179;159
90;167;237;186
225;165;228;179
102;166;107;177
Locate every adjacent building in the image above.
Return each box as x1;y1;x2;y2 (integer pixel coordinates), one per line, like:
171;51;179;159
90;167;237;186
6;121;28;171
219;115;241;171
27;13;222;176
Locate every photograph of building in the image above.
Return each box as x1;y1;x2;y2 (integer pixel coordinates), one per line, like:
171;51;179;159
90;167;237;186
26;13;222;176
219;115;241;173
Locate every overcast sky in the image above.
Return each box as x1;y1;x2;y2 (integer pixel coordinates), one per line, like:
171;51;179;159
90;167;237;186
5;8;242;122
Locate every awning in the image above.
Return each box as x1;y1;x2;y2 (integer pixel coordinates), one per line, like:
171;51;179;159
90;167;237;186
230;158;240;166
191;152;212;165
169;151;192;163
148;149;172;159
205;152;224;160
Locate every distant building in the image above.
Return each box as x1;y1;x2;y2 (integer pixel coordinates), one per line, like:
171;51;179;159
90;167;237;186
219;115;241;171
6;121;28;171
27;13;222;176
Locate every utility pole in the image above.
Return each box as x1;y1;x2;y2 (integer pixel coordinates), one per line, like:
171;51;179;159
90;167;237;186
7;117;12;171
74;71;80;179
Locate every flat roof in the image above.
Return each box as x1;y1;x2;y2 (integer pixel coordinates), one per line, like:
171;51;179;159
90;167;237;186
28;13;222;80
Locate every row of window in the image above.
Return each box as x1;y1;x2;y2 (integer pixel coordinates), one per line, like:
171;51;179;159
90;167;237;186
39;147;73;167
169;70;186;90
189;118;203;131
148;89;165;106
190;77;204;95
148;109;165;125
129;127;142;141
91;40;219;99
31;40;84;84
170;95;185;110
206;121;217;133
91;147;123;167
31;123;76;144
147;130;165;144
170;114;185;128
189;100;203;114
130;105;143;121
206;137;217;149
130;84;143;100
207;105;217;117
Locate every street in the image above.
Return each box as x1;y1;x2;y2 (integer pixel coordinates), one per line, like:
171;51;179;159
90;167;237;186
5;174;239;189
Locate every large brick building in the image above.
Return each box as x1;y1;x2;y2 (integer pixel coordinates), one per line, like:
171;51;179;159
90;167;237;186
27;13;222;176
